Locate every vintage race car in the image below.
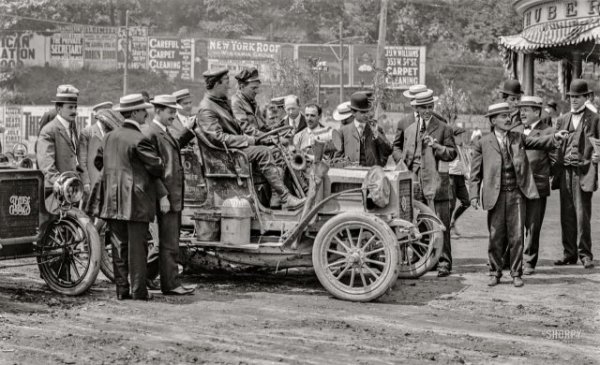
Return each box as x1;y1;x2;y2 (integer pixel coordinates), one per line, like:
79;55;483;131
173;126;445;302
0;163;101;295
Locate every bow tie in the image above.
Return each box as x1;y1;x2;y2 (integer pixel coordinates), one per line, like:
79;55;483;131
572;108;586;115
524;125;531;130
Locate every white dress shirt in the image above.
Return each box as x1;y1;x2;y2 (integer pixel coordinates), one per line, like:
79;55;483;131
288;114;302;129
523;120;540;136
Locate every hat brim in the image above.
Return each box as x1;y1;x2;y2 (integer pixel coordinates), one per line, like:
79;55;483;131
51;100;78;104
350;106;371;112
484;109;511;118
151;101;183;110
566;91;592;96
114;102;153;112
518;102;542;108
410;96;438;106
498;89;524;96
333;110;352;121
403;90;417;98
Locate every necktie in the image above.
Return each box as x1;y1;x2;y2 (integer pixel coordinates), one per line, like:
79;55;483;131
420;120;426;136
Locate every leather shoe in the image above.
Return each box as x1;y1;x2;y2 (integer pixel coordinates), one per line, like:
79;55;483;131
582;258;595;269
132;293;153;301
487;276;499;286
513;277;524;287
523;267;535;275
163;286;195;295
146;277;161;291
437;268;450;277
554;257;577;266
117;293;132;300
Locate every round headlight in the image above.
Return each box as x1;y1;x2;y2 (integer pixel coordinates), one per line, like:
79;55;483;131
53;172;84;204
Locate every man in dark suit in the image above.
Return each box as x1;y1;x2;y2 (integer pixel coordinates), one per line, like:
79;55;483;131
499;79;523;129
282;95;307;135
232;67;268;132
400;89;457;277
518;96;555;275
79;108;123;202
195;69;304;209
552;79;600;269
37;85;81;192
470;102;566;287
95;94;169;300
336;92;392;167
142;95;195;296
172;89;196;136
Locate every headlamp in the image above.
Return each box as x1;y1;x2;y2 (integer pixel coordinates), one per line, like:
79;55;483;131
53;171;84;204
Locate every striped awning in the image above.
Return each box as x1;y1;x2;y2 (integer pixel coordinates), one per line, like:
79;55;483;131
500;17;600;51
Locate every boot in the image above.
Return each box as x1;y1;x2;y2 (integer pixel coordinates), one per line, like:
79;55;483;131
263;166;305;210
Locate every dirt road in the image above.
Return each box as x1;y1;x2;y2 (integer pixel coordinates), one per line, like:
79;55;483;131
1;194;599;365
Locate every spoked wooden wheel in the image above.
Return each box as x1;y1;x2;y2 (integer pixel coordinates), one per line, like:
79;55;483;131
313;212;399;302
397;201;444;279
37;212;101;295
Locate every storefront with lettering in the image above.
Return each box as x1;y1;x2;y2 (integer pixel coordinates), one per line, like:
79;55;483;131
500;0;600;96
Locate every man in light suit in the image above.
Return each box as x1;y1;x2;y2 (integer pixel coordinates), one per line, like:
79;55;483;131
37;85;81;194
95;94;168;300
518;96;555;275
142;95;196;296
552;79;600;269
336;92;392;167
172;89;196;136
470;102;566;287
400;89;457;277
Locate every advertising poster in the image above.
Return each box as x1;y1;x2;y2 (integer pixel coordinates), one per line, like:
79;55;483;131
1;105;23;153
0;31;47;70
83;26;118;70
117;26;148;69
148;37;194;80
49;31;84;68
383;46;426;90
296;44;350;87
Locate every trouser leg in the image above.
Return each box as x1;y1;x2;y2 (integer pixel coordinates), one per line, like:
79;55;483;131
571;172;593;261
507;191;525;278
435;199;455;271
488;191;507;278
107;219;130;296
245;145;289;198
559;168;578;260
128;221;150;299
158;210;182;292
450;175;470;224
523;197;546;269
146;221;160;280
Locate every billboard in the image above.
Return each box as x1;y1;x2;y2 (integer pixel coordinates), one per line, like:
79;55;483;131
297;44;350;87
117;26;148;69
148;37;194;80
83;26;118;70
352;45;426;89
49;31;84;68
0;32;47;70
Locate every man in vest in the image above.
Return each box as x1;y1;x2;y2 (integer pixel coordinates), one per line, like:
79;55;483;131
552;79;600;269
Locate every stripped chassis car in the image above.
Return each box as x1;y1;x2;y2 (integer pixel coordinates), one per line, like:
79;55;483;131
0;168;101;295
181;129;444;302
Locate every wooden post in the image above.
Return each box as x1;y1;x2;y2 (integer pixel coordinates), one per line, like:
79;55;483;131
123;10;129;95
573;51;583;78
339;21;344;104
375;0;389;118
523;53;535;95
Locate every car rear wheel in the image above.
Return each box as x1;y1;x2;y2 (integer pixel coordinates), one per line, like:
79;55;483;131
313;212;399;302
397;201;444;278
37;211;101;295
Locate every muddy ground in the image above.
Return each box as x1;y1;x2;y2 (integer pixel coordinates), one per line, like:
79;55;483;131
1;193;599;365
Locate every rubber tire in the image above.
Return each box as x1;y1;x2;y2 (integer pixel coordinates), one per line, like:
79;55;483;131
397;200;444;279
38;212;101;296
312;212;399;302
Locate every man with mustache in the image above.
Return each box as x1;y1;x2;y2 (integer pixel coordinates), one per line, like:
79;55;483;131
470;102;567;287
37;85;81;197
141;95;196;295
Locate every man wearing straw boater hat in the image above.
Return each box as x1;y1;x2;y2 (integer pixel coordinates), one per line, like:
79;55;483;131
232;67;269;132
95;94;168;300
142;95;195;296
399;88;457;277
470;102;567;287
517;96;555;275
552;79;600;269
37;84;81;191
332;101;353;126
336;92;392;167
172;88;196;136
195;69;305;209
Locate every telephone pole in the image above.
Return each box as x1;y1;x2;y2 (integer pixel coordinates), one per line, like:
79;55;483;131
339;21;344;104
375;0;388;118
122;10;129;95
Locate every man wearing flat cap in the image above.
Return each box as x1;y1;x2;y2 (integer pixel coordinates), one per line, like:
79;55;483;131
232;67;268;133
195;69;305;209
266;97;286;130
172;88;197;136
470;102;567;287
518;96;555;275
399;89;457;277
37;85;81;193
95;94;168;300
552;79;600;269
142;95;196;295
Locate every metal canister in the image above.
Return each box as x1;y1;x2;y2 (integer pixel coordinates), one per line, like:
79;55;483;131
220;197;254;246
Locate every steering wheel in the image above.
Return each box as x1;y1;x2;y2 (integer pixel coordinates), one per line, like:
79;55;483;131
255;125;294;142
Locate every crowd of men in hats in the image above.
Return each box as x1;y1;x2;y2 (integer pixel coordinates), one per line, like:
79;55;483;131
30;66;599;299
